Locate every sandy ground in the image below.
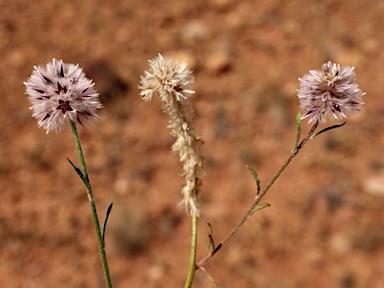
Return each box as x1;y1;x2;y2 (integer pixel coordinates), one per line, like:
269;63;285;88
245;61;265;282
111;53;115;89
1;0;384;287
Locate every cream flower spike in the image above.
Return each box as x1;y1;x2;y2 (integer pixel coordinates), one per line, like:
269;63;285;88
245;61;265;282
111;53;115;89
139;54;205;216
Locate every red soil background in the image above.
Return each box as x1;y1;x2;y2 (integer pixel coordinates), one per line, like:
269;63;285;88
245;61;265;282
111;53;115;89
1;0;384;287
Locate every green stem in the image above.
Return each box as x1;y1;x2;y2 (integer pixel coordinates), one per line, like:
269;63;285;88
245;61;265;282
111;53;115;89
216;148;295;248
184;196;198;288
197;121;319;268
70;120;113;288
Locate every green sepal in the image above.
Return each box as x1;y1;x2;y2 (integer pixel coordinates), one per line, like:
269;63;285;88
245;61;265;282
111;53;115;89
247;166;261;195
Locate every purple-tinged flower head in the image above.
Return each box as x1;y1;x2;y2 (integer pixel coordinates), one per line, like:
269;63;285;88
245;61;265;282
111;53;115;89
298;61;365;124
24;58;103;133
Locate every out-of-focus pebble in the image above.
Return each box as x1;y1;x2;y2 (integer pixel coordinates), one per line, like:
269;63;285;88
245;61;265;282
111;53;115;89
364;175;384;197
205;51;231;75
167;50;197;70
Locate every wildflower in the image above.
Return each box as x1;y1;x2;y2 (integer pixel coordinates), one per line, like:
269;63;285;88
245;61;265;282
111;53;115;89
298;61;365;124
24;58;102;133
139;54;205;216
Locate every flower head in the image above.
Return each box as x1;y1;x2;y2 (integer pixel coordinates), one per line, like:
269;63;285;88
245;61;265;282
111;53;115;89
139;53;195;103
139;54;205;216
298;61;365;124
24;58;102;133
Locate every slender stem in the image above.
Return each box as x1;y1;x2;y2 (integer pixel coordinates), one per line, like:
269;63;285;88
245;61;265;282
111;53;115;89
293;121;319;156
197;121;319;268
70;120;113;288
199;267;221;288
184;195;198;288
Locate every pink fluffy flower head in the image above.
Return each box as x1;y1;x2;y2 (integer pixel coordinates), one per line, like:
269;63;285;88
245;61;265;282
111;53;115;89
298;61;365;124
24;59;103;133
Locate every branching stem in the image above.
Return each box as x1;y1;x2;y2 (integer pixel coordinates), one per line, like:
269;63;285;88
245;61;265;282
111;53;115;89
197;120;319;268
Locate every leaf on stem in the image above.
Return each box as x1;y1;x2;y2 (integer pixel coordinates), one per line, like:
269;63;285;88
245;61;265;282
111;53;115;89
246;166;261;195
67;158;85;180
295;111;302;149
250;203;271;217
310;121;346;139
207;223;216;252
102;203;113;247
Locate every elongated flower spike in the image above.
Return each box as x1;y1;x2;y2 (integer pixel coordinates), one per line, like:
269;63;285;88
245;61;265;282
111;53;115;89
298;61;365;124
24;58;102;133
139;54;205;216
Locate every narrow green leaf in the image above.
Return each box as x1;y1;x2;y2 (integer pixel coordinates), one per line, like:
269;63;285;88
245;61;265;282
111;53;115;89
102;203;113;247
67;158;84;180
311;121;346;139
207;223;213;235
294;111;302;149
207;223;215;252
247;166;261;195
250;203;271;217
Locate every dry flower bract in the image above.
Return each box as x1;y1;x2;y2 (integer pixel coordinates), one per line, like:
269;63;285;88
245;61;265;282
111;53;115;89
139;54;205;216
298;61;365;124
24;58;102;133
